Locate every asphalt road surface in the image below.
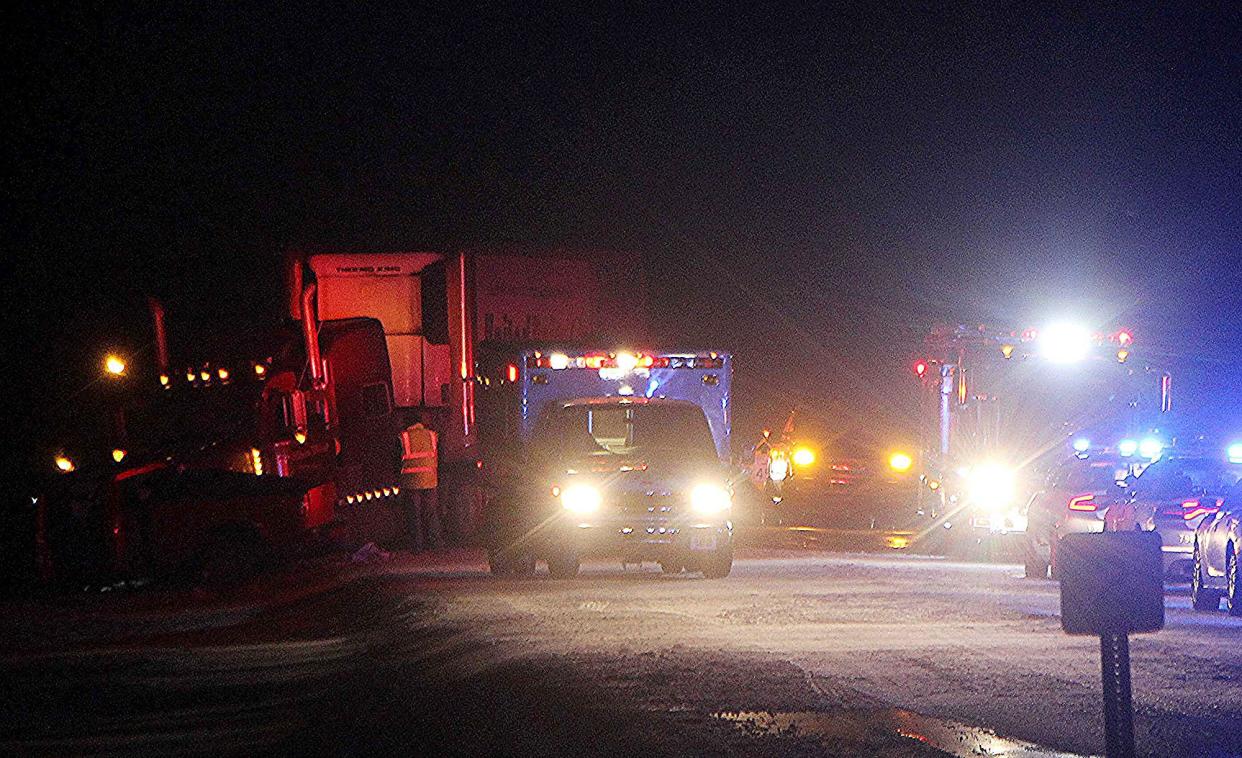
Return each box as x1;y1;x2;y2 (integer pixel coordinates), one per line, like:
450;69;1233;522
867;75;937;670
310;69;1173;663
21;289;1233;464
2;548;1240;757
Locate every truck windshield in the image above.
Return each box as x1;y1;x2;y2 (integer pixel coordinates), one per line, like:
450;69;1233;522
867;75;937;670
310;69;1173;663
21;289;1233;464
533;404;717;461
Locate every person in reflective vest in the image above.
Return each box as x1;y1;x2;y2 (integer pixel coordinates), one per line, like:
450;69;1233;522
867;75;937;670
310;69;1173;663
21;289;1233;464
400;421;443;551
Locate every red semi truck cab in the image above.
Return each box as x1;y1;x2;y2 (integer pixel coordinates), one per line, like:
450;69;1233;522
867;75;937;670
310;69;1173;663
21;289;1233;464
295;247;647;538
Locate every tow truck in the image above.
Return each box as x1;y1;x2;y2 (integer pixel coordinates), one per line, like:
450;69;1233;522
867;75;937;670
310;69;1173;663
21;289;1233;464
913;322;1168;566
478;348;735;577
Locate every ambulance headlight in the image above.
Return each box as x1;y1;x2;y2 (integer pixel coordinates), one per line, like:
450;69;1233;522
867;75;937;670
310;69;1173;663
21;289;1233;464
768;457;789;482
691;484;731;515
966;463;1017;508
560;484;602;514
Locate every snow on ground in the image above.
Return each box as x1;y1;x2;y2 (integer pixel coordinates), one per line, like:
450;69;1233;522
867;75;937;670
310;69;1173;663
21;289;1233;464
2;548;1239;756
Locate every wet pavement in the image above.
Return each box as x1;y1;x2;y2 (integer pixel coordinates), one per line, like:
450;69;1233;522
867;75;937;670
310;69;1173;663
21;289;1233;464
2;548;1240;756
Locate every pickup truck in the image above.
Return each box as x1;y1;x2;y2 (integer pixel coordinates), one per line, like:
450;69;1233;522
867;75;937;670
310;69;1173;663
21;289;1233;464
480;350;735;578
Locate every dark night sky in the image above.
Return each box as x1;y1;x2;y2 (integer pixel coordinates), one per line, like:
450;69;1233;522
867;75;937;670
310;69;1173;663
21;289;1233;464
6;2;1242;464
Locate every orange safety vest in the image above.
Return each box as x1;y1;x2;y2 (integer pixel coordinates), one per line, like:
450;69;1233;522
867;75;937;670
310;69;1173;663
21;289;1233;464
400;423;438;490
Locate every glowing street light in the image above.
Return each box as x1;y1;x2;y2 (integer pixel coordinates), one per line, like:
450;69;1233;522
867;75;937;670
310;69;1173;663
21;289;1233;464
103;353;127;377
889;452;914;472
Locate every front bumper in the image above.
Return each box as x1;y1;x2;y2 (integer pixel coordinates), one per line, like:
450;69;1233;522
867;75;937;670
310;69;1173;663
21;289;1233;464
551;514;732;562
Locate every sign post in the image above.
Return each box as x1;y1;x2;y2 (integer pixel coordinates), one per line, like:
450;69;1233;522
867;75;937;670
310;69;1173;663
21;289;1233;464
1058;531;1163;758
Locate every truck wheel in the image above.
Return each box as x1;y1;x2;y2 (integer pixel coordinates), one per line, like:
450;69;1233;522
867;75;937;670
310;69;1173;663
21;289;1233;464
1228;548;1241;618
512;551;536;577
487;547;512;576
1191;543;1222;611
488;547;535;577
700;545;733;579
546;552;580;579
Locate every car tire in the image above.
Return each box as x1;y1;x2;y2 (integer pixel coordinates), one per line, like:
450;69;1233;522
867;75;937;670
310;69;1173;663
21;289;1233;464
1191;542;1222;611
1228;547;1241;618
546;552;581;579
700;544;733;579
1023;536;1049;579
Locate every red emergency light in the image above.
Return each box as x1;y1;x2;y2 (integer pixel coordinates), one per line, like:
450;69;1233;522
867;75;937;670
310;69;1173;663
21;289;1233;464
525;353;718;370
913;360;928;379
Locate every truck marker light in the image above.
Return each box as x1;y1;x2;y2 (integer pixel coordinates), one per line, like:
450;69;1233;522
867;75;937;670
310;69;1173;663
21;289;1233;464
159;374;170;387
1068;493;1097;511
54;455;76;473
1116;348;1129;363
1000;344;1015;359
250;448;264;475
111;449;127;463
199;370;211;382
253;362;267;377
548;353;570;370
506;364;519;382
217;368;230;381
294;429;308;445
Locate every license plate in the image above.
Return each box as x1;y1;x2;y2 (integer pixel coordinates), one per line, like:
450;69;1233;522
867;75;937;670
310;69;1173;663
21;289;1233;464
689;533;717;551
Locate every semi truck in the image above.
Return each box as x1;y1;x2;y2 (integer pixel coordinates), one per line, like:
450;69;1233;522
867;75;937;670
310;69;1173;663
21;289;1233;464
912;322;1168;561
35;247;653;583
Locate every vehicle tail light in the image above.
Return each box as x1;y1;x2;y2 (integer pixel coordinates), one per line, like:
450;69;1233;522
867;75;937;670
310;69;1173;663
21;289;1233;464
506;364;518;382
1181;498;1220;521
1067;493;1097;512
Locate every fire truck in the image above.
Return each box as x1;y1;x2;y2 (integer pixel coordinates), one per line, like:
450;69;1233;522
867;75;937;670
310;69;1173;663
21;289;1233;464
912;322;1169;559
36;247;646;584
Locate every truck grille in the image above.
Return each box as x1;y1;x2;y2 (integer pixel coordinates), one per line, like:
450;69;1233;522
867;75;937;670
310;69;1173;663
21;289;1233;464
612;493;684;518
